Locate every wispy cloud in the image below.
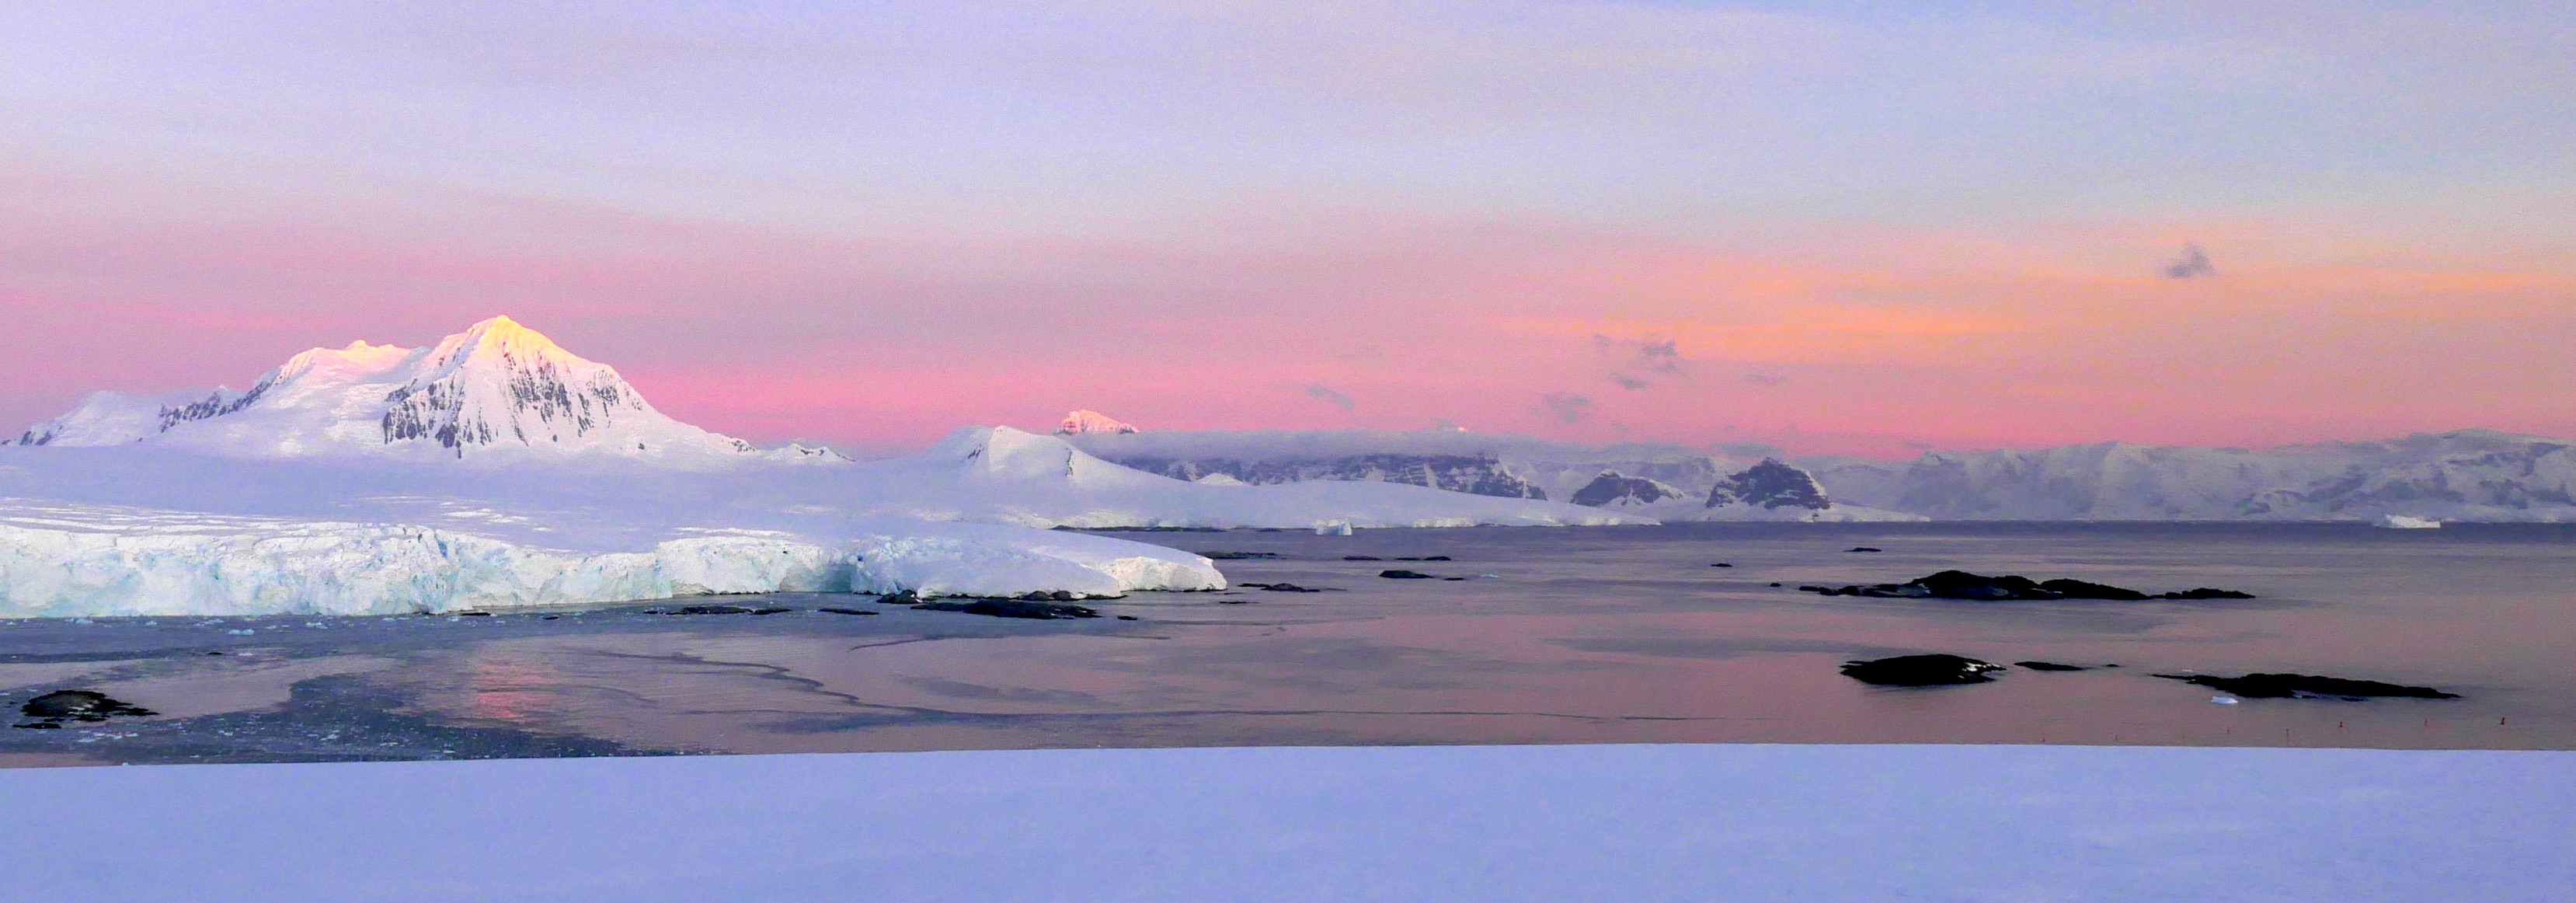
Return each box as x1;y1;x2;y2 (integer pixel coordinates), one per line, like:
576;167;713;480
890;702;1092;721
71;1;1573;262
1594;333;1688;390
1537;392;1593;424
2163;243;2215;279
1304;384;1356;412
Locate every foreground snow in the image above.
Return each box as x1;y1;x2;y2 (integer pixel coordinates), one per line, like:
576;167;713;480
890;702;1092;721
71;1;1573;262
2;744;2566;902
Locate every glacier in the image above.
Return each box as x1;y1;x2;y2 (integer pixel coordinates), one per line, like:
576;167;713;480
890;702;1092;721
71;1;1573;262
0;317;1638;617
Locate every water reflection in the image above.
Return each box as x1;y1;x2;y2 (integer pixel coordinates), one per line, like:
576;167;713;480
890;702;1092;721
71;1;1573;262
3;524;2571;764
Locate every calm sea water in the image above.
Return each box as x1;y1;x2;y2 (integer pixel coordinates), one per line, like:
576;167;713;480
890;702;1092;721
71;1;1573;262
4;523;2572;765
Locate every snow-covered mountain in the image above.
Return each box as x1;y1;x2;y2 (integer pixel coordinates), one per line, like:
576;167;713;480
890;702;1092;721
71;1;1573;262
1064;428;1735;502
1804;430;2576;521
1054;410;1139;434
6;316;757;462
1065;429;1926;521
0;318;1651;615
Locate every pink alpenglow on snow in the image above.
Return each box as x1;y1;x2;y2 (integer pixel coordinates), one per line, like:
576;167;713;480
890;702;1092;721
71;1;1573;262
1057;410;1140;435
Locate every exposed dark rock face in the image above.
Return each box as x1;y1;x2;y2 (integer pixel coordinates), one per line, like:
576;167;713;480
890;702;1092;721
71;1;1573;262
1846;547;1882;553
1105;454;1548;500
1708;458;1831;510
1378;570;1438;579
2158;587;2257;599
816;607;879;615
1840;654;2005;686
2014;661;2090;671
1342;556;1384;561
1394;556;1451;561
1571;472;1684;507
2157;673;2459;699
1799;570;2256;601
911;598;1101;619
875;590;922;605
17;690;157;728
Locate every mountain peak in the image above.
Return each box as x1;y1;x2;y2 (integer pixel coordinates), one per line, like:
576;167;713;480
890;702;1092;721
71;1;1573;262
430;315;579;368
6;316;763;463
1056;410;1140;435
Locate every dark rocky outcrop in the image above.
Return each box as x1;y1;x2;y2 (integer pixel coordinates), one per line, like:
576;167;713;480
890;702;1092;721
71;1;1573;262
1342;556;1384;561
2157;587;2257;600
1708;458;1832;510
2156;672;2458;699
2013;661;2090;671
1840;654;2005;686
1571;472;1684;507
817;607;880;616
1378;570;1439;580
646;605;792;615
1798;570;2255;601
1200;552;1284;560
911;598;1101;619
17;690;157;728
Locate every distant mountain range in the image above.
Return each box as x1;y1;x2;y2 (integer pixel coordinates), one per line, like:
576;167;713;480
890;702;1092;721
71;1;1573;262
1063;421;2576;522
1802;431;2576;522
9;319;2568;522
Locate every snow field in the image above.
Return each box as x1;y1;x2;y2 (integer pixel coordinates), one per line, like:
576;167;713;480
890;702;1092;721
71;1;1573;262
1;743;2566;902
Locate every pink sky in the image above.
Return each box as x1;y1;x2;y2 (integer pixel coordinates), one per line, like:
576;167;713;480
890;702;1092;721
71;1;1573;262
3;3;2570;458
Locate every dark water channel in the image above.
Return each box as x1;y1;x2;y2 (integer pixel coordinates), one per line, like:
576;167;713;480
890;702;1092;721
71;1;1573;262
5;523;2572;766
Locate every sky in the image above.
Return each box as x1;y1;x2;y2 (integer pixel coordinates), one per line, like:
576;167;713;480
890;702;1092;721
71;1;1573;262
2;1;2569;458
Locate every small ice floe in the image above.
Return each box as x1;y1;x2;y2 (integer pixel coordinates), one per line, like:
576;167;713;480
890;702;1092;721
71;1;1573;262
225;628;254;635
1314;521;1354;536
2212;696;2240;705
2374;514;2442;529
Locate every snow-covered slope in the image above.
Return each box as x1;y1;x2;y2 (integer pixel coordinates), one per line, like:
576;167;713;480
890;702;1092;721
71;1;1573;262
5;317;756;463
1805;430;2576;521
